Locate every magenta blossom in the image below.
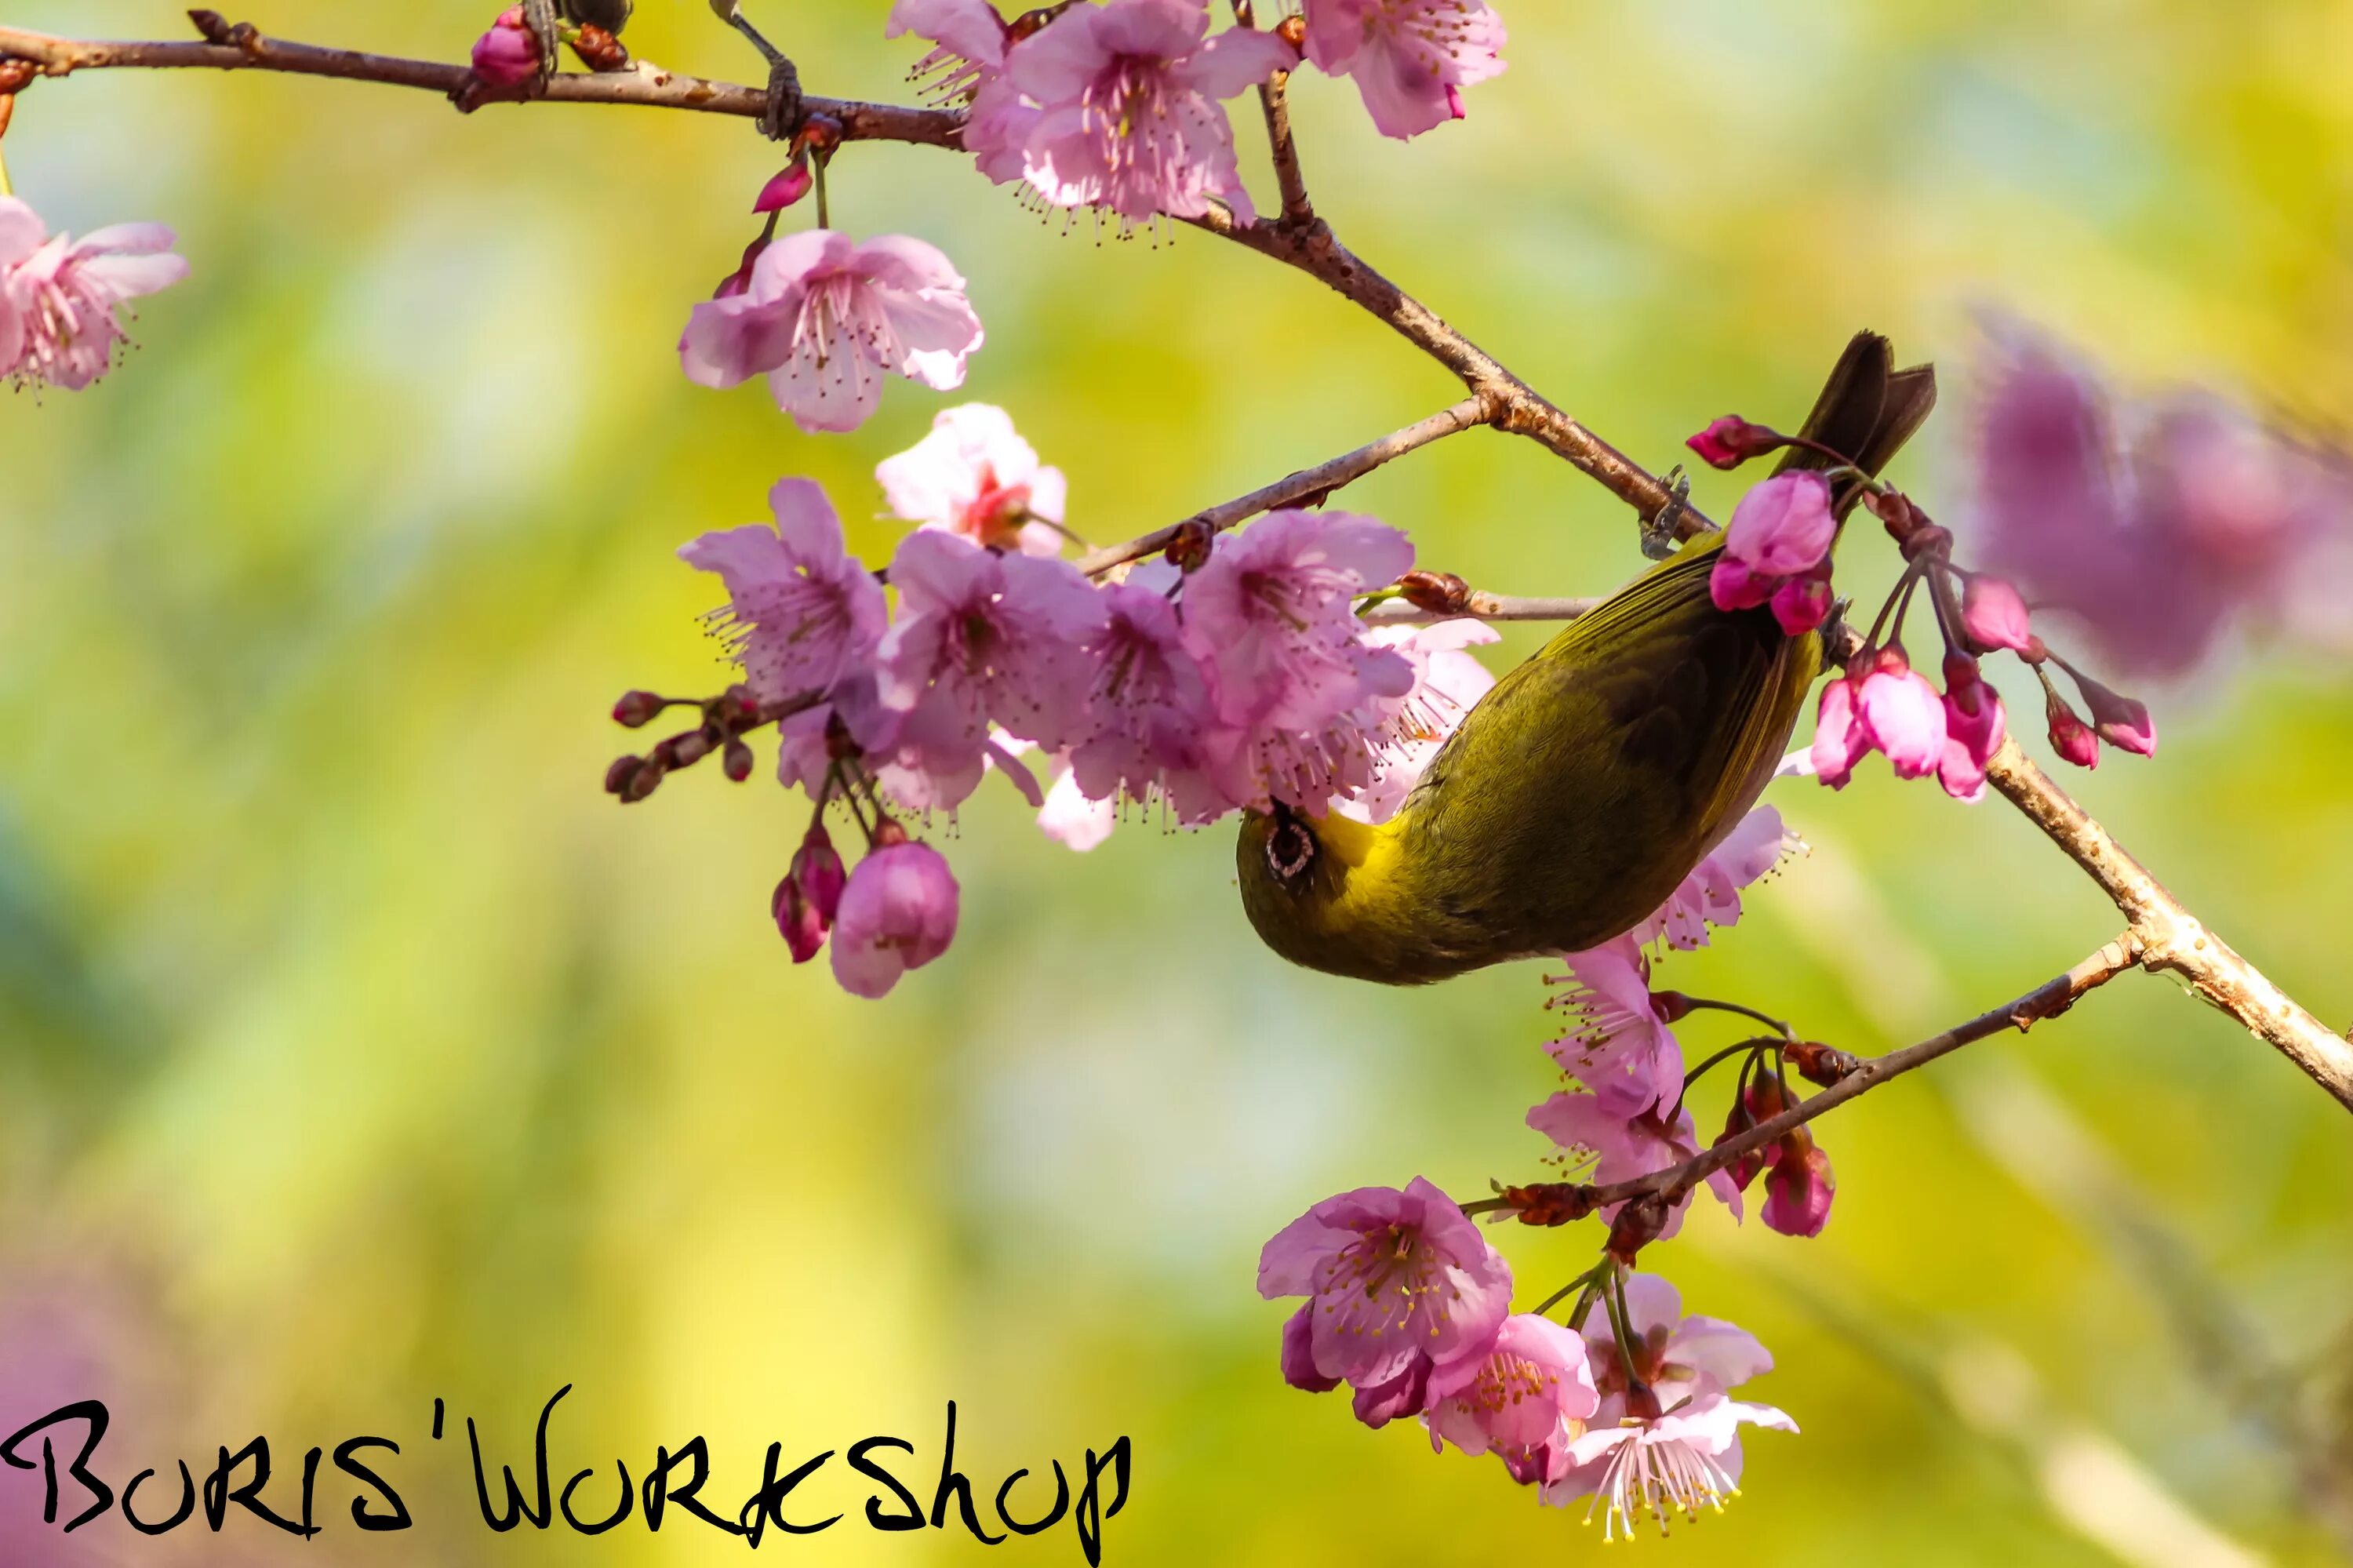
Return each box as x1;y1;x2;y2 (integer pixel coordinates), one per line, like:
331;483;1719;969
1008;0;1297;225
773;827;849;963
1685;415;1787;471
1856;649;1947;780
1543;1274;1795;1538
1544;936;1682;1119
1961;573;2035;654
871;529;1107;809
678;478;890;705
1628;805;1796;951
1526;1092;1741;1237
2071;668;2157;757
886;0;1012;104
830;840;960;998
0;198;189;391
1257;1177;1514;1393
1937;655;2007;803
754;161;815;213
1762;1141;1835;1238
1302;0;1507;140
2046;689;2100;769
1424;1313;1599;1485
470;6;542;88
1709;471;1837;636
678;229;984;434
878;402;1069;558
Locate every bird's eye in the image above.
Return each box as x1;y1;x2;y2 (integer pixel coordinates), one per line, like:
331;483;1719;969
1267;819;1318;882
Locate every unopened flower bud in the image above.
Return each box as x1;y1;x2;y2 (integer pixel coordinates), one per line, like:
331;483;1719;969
1769;572;1833;637
2046;690;2100;769
871;817;911;849
1784;1039;1860;1086
568;22;629;71
1762;1138;1835;1237
755;158;814;213
797;114;843;154
2071;670;2157;758
1604;1192;1671;1264
1275;13;1307;49
791;827;848;922
469;5;541;89
613;689;666;728
0;59;35;94
720;683;762;729
1897;521;1953;562
1624;1382;1665;1423
1685;416;1787;470
771;873;827;962
1164;518;1215;573
604;755;644;795
621;760;664;802
662;727;715;768
1397;569;1470;616
1961;573;2035;654
723;738;755;781
1863;487;1918;536
1496;1181;1597;1228
1649;990;1693;1024
715;235;768;300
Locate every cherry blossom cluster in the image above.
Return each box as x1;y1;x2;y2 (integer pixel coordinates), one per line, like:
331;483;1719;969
607;401;1489;995
1690;415;2161;802
1260;1181;1793;1540
0;196;187;393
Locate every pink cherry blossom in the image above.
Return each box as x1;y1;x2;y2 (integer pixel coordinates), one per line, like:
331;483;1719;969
871;529;1107;809
1628;805;1796;951
1424;1314;1599;1485
2071;668;2158;757
1809;675;1868;788
0;198;189;392
1526;1093;1740;1238
1543;1274;1794;1536
678;229;984;434
1936;656;2007;803
678;478;890;705
772;825;849;964
1008;0;1297;225
1257;1177;1513;1392
878;403;1070;558
1036;760;1118;849
1961;573;2035;654
1544;936;1682;1119
1709;471;1837;636
1067;579;1220;811
471;6;542;89
886;0;1012;104
1855;651;1947;780
1181;510;1415;732
1279;1302;1340;1393
1762;1141;1835;1238
830;841;962;998
1301;0;1507;140
1332;620;1499;825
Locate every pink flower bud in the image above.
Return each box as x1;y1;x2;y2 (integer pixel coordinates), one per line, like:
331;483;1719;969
771;873;827;963
1961;573;2035;654
1279;1304;1340;1394
1809;677;1867;790
1856;652;1947;780
1723;471;1835;578
754;160;815;213
2046;691;2100;769
1769;573;1832;637
830;842;960;999
1762;1141;1835;1237
2071;671;2157;757
791;827;848;924
1686;416;1787;471
470;6;542;89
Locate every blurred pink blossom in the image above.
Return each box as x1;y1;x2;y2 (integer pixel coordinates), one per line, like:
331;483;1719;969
886;0;1012;104
872;529;1107;809
1257;1177;1513;1393
1627;804;1795;951
678;229;983;433
1960;573;2035;654
1301;0;1507;140
0;198;188;391
678;478;890;705
1526;1092;1741;1238
1068;579;1220;810
831;840;961;997
1008;0;1296;225
1424;1313;1599;1485
1855;651;1947;780
878;402;1069;557
1332;620;1499;825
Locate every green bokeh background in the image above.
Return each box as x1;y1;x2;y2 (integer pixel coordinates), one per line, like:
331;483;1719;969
2;0;2350;1563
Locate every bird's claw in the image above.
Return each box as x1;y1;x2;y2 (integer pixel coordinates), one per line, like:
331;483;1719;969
522;0;562;82
762;56;804;144
1640;465;1692;561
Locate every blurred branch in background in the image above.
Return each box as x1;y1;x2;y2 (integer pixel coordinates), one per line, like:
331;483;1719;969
1780;843;2353;1559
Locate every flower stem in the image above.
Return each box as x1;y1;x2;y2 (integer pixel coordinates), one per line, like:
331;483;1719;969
1678;997;1793;1039
813;151;831;231
1533;1263;1603;1322
0;142;13;198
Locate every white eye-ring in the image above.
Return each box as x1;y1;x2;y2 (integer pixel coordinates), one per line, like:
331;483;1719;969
1267;820;1317;880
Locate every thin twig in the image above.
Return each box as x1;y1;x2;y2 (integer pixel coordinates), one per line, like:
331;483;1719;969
1581;937;2142;1209
1356;592;1598;627
1074;395;1495;577
1254;69;1311;225
0;23;961;144
1984;741;2353;1110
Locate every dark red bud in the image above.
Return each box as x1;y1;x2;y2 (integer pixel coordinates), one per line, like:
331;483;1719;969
1898;522;1954;562
722;739;755;782
1396;569;1470;616
1163;519;1215;573
1275;12;1307;48
613;689;666;728
666;727;715;768
620;761;664;802
1685;416;1787;471
1009;2;1078;42
797;114;843;154
722;684;763;729
1649;990;1693;1024
1604;1193;1671;1264
1784;1039;1861;1087
603;755;643;795
1862;488;1917;537
871;818;911;849
1624;1382;1665;1423
0;59;35;95
1497;1182;1597;1228
567;23;629;71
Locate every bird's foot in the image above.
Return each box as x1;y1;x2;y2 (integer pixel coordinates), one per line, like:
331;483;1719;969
522;0;563;83
710;1;803;141
1640;464;1692;561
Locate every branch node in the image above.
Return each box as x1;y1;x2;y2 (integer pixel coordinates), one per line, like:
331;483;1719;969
187;9;233;44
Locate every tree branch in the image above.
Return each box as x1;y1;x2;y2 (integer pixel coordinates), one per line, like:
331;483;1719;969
1984;742;2353;1111
0;22;962;144
1075;395;1495;577
1358;592;1598;627
1586;937;2144;1210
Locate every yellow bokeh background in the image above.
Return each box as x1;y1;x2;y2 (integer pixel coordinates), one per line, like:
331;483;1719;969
2;1;2350;1563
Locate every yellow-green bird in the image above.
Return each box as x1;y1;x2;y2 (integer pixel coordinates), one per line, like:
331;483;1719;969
1237;333;1936;984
